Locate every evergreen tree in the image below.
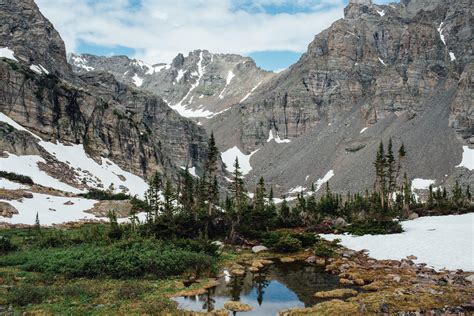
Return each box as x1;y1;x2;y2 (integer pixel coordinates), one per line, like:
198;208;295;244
228;157;246;243
386;138;396;193
205;133;220;221
145;171;163;222
374;141;387;207
266;188;277;228
162;179;176;220
278;197;290;227
34;212;40;232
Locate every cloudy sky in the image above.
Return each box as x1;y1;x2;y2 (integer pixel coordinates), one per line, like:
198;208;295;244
36;0;393;71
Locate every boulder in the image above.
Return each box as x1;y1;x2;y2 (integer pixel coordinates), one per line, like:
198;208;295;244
334;217;348;227
305;256;316;263
407;255;418;260
0;202;18;218
280;257;296;263
465;274;474;283
224;301;253;312
252;245;268;253
408;212;419;220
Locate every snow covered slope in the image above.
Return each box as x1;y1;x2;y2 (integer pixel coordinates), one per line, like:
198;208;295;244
0;112;148;197
321;213;474;271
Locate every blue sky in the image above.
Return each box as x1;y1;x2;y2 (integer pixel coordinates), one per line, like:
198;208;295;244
38;0;396;71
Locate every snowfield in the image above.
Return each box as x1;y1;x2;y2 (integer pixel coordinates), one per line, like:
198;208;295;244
321;213;474;271
457;146;474;171
0;192;148;225
0;112;149;197
221;146;259;175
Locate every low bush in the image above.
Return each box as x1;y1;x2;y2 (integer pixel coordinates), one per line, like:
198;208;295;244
314;238;340;259
0;236;17;253
262;231;317;250
0;171;34;185
115;282;149;300
7;284;51;306
3;239;214;279
345;220;403;236
274;235;302;253
79;189;130;201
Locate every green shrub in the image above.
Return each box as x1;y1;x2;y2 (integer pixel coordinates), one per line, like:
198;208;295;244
0;171;34;185
262;231;316;249
345;220;403;236
170;238;219;256
314;238;340;259
62;283;97;299
12;239;214;279
274;235;302;253
7;284;51;306
0;236;17;253
79;189;130;201
115;282;149;300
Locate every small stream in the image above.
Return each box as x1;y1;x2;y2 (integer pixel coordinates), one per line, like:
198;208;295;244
174;261;352;315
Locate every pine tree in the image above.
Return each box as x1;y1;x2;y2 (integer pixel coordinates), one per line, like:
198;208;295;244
386;138;396;193
145;171;163;222
374;141;387;206
278;197;290;227
228;157;246;243
34;212;40;232
162;179;176;220
205;133;220;221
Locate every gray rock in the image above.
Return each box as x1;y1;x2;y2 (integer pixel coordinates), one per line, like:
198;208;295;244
465;274;474;283
408;213;419;220
335;217;348;227
252;245;269;253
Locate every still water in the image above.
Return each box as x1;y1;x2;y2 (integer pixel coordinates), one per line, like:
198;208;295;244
174;261;347;315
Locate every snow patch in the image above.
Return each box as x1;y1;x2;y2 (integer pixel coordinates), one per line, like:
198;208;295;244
288;186;306;194
321;213;474;271
221;146;258;175
175;69;187;82
0;178;29;190
376;10;385;16
360;127;368;134
218;70;235;99
71;55;94;71
0;47;17;61
315;170;335;191
30;64;49;75
378;57;386;66
437;22;446;45
449;52;456;61
0;153;83;193
412;178;436;190
180;166;199;178
153;64;170;73
457;146;474;171
267;130;291;144
132;73;144;87
240;81;262;103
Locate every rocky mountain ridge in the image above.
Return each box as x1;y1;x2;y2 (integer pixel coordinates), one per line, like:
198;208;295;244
68;50;275;124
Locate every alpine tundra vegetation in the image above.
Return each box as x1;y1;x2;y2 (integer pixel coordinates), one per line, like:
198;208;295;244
0;0;473;314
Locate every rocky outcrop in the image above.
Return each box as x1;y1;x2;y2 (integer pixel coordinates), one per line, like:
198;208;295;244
0;0;72;78
0;0;217;185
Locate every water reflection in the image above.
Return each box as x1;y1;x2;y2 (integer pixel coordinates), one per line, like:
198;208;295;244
174;261;346;315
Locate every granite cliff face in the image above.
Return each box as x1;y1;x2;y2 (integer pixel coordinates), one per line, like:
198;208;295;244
205;0;473;195
69;51;274;124
0;0;216;192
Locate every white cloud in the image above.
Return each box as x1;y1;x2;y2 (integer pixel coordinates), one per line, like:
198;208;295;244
35;0;345;64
